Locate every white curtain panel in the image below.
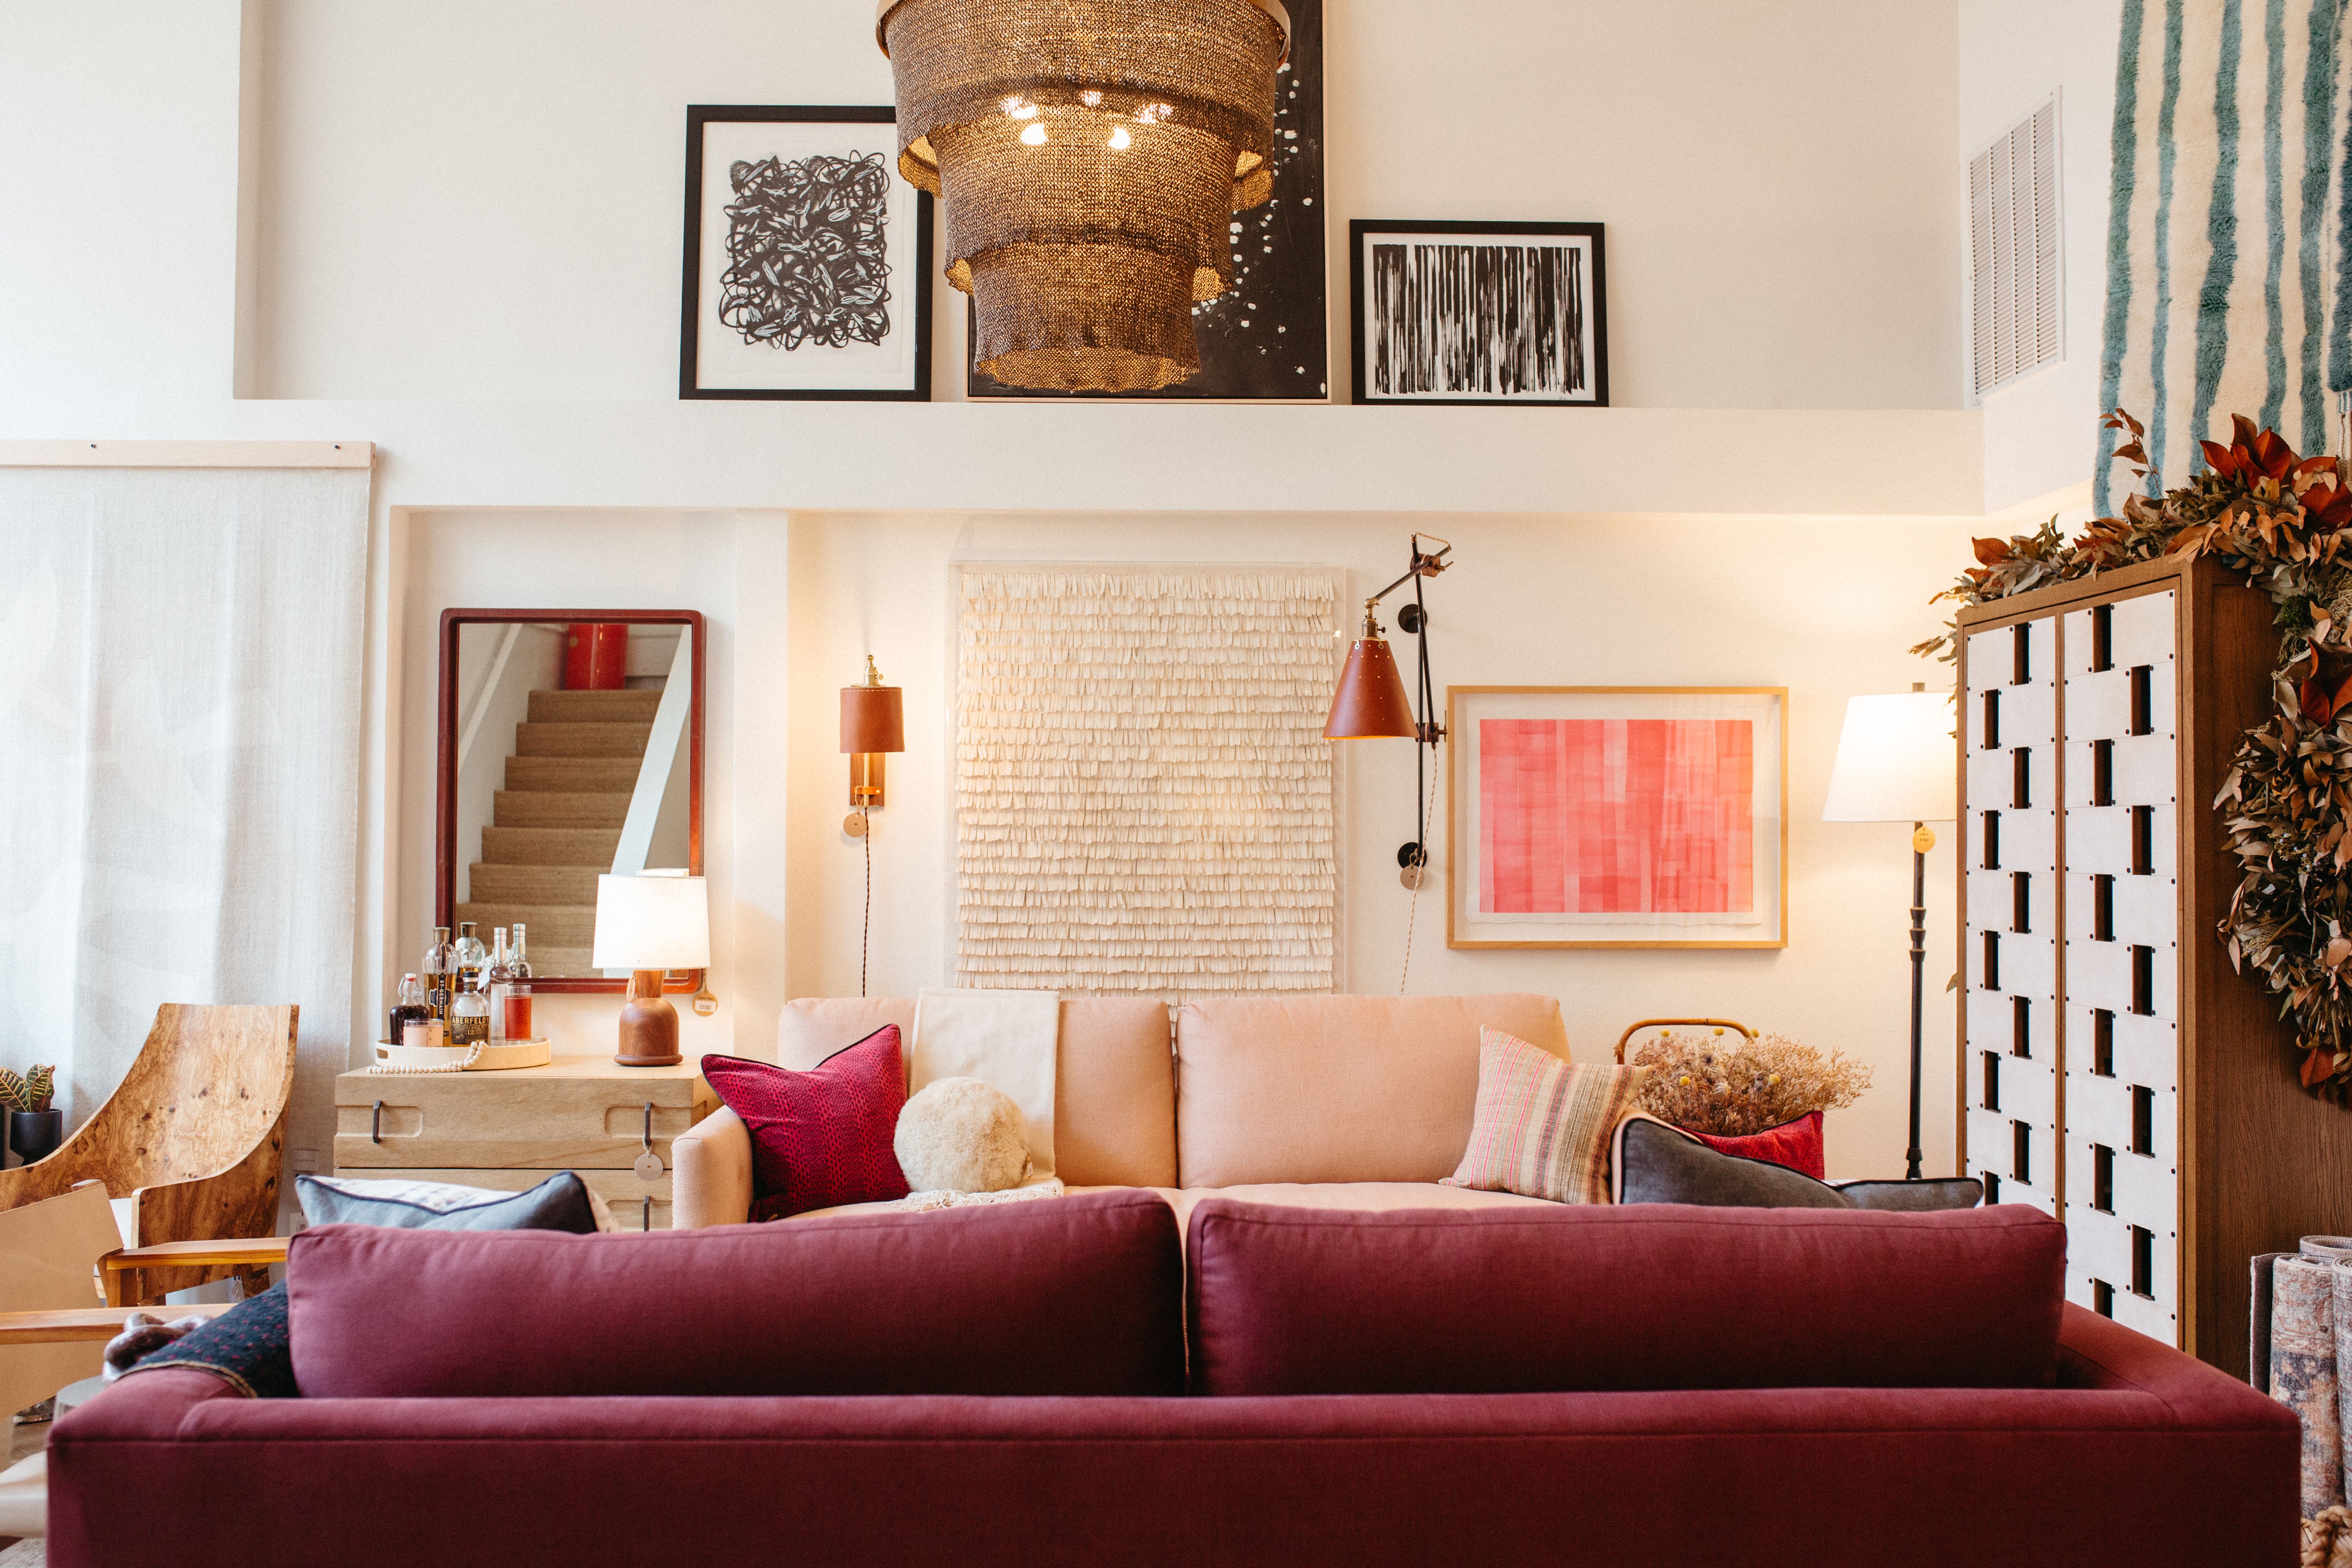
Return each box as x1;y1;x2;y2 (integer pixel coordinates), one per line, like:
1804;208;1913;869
0;466;368;1178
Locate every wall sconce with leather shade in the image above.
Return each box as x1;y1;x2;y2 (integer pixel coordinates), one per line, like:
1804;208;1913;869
842;657;906;997
842;656;904;834
1326;534;1452;887
592;873;711;1067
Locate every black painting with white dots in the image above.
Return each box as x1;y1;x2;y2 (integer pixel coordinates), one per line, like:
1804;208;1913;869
968;0;1327;401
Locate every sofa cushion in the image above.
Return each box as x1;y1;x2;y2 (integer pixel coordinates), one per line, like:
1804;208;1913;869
288;1189;1185;1399
1186;1198;2065;1395
1613;1114;1984;1211
1441;1026;1647;1203
704;1028;911;1220
294;1172;605;1233
779;996;1176;1189
1174;993;1571;1187
1690;1109;1826;1178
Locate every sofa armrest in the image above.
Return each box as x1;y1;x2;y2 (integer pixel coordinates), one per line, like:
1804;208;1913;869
2058;1304;2299;1432
671;1105;752;1229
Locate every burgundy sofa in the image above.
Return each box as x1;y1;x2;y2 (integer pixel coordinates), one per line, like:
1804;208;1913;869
48;1192;2296;1568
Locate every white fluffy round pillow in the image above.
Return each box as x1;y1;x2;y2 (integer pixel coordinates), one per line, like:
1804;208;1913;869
893;1076;1030;1194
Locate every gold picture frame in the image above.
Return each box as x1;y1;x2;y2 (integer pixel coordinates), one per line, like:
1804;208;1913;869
1445;686;1788;950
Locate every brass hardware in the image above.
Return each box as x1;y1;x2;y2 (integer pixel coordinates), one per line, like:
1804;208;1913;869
849;750;886;810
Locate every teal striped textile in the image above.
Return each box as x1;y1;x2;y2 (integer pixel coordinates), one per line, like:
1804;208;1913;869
2096;0;2352;515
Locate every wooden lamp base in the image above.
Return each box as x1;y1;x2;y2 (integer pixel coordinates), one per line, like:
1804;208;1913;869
615;970;681;1067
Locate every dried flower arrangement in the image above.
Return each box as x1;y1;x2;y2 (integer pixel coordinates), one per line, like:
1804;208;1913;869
1628;1031;1873;1138
1919;410;2352;1093
0;1065;56;1114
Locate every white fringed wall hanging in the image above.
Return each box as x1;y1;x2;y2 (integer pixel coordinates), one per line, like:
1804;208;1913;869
954;565;1341;998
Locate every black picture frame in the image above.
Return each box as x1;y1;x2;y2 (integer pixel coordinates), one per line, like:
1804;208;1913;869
1349;220;1608;408
679;105;934;401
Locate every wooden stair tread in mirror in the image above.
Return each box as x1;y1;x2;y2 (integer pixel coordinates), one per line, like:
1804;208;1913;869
0;1004;296;1307
437;610;706;993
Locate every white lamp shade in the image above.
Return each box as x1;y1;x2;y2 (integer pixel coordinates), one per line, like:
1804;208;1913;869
592;873;711;969
1822;691;1956;824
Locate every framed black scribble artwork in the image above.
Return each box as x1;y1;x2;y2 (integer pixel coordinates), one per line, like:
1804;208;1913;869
680;106;933;400
967;0;1327;403
1349;221;1608;408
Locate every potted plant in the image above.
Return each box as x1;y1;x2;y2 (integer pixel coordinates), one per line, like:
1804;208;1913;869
0;1065;62;1166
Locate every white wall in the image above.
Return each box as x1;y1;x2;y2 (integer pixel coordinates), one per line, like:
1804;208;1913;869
252;0;1964;410
2;1;1996;1185
1960;0;2125;512
394;504;1978;1180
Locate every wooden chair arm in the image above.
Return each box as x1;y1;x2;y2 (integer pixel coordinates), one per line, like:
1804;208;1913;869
0;1302;235;1346
103;1237;290;1272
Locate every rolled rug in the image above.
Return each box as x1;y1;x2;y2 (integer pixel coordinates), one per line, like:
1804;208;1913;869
2254;1252;2290;1392
2335;1262;2352;1510
2306;1236;2352;1262
2275;1255;2345;1516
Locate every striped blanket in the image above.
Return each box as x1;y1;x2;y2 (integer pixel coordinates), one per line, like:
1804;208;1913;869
2096;0;2352;516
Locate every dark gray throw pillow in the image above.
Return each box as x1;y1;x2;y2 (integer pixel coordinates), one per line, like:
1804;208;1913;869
1611;1115;1983;1212
294;1171;605;1232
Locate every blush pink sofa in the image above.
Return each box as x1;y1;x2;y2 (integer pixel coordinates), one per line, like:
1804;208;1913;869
672;993;1577;1228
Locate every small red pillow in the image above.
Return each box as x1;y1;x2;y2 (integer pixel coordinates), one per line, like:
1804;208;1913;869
702;1028;910;1221
1688;1110;1826;1180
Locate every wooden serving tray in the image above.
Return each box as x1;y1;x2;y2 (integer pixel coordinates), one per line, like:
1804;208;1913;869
371;1039;552;1071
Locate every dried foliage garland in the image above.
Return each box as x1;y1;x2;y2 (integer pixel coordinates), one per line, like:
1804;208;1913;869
1920;411;2352;1092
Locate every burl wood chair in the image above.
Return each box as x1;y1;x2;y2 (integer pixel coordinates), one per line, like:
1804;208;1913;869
0;1004;297;1305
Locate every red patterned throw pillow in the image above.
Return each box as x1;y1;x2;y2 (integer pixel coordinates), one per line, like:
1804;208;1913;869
1687;1110;1826;1180
702;1028;911;1221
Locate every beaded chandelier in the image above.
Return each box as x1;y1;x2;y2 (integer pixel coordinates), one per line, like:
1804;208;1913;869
876;0;1290;392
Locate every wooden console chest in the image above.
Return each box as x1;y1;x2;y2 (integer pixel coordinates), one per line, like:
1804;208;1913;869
332;1056;715;1231
1956;553;2352;1375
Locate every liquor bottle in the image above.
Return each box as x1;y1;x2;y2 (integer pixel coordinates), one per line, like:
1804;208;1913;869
423;927;454;1019
502;923;535;1043
387;973;430;1048
453;922;488;995
485;929;512;1042
447;973;490;1047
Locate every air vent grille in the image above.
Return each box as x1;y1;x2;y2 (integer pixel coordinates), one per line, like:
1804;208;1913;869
1969;96;2062;396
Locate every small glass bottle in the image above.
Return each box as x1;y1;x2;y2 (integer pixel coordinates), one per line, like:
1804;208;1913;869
485;929;512;1042
503;923;535;1042
453;921;488;996
423;927;454;1019
388;973;430;1048
447;973;490;1047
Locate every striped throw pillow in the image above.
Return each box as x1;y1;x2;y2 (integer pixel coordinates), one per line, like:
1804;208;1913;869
1441;1026;1649;1205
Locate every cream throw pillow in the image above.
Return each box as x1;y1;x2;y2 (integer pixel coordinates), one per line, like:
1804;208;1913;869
1441;1026;1649;1205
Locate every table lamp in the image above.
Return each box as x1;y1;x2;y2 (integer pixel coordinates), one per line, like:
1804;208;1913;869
1822;683;1956;1179
592;873;711;1067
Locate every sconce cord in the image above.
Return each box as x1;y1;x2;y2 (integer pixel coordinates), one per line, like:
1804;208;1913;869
860;806;873;999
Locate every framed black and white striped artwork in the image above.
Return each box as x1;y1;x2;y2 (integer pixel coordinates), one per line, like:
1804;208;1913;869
1349;220;1608;407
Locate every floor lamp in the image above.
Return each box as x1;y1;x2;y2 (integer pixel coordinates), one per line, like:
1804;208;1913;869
1822;684;1956;1180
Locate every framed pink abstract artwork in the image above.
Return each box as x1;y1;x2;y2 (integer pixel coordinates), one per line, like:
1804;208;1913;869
1446;687;1786;949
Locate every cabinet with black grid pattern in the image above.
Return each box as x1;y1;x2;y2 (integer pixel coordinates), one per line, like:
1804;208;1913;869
1956;555;2346;1377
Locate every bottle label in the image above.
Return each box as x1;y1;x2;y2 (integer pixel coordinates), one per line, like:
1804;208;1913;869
428;985;451;1018
447;1011;488;1046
